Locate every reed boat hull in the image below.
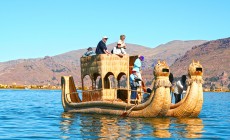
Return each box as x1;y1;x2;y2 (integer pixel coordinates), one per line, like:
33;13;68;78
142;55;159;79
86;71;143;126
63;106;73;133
61;58;204;118
61;75;171;117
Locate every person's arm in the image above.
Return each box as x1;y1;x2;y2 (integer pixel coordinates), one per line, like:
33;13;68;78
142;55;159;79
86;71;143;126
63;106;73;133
182;90;186;94
83;52;88;57
104;49;110;54
177;81;184;89
134;77;142;82
89;51;96;56
101;43;110;54
121;48;126;54
122;42;126;49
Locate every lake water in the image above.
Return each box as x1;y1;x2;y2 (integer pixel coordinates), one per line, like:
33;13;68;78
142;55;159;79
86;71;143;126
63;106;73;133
0;90;229;139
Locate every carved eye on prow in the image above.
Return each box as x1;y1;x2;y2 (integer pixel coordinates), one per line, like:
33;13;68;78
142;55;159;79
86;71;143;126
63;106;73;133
162;68;169;72
196;67;202;72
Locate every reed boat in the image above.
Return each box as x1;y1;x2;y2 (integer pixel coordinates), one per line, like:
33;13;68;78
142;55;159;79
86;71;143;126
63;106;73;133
166;60;204;117
61;54;204;117
61;54;172;117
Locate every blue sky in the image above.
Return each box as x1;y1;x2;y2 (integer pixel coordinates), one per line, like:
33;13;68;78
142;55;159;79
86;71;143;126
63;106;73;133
0;0;229;62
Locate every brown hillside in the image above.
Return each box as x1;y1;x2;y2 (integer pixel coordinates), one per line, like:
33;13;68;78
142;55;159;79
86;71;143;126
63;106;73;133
0;40;206;86
170;37;230;89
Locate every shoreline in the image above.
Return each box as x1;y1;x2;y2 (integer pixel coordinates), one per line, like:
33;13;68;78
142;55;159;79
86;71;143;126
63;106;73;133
0;88;61;91
0;88;228;92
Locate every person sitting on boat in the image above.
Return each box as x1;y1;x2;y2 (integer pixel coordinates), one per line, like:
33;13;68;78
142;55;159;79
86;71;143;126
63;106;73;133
133;55;144;85
174;75;187;104
82;47;96;57
95;36;111;54
130;68;142;104
142;87;152;103
118;34;126;53
112;42;126;57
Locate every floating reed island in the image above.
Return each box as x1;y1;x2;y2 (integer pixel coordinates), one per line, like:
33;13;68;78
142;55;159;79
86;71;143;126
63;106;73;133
61;54;204;117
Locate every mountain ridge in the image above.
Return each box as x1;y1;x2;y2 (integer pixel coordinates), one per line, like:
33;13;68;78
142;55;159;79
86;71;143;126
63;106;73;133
0;40;207;86
170;37;230;89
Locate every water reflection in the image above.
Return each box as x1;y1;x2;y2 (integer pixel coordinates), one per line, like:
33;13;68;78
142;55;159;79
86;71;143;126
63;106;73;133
145;117;204;138
99;116;129;139
60;112;75;139
144;118;171;138
60;112;204;139
175;118;204;138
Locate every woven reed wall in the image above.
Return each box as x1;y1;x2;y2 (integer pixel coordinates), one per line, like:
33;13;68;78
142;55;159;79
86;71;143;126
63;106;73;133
80;54;130;101
82;90;103;102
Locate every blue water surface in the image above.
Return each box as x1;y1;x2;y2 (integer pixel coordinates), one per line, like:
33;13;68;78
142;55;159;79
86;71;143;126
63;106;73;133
0;90;229;139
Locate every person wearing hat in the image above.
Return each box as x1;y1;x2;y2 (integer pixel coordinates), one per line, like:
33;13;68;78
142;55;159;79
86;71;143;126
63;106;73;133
133;55;144;85
112;41;127;56
82;47;96;57
130;68;142;104
95;36;111;54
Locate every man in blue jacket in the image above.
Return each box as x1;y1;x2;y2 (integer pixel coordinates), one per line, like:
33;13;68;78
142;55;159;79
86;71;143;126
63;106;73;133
95;36;111;54
133;55;144;84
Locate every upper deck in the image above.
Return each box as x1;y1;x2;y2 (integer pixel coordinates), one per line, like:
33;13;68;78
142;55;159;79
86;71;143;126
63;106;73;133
81;54;130;81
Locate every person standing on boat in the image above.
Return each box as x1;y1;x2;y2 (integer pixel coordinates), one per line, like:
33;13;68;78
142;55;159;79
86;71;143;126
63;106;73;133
130;68;142;104
174;75;187;104
82;47;96;57
95;36;110;54
169;73;175;103
133;55;144;83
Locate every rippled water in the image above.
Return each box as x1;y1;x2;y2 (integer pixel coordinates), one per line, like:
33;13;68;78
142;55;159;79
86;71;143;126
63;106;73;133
0;90;229;139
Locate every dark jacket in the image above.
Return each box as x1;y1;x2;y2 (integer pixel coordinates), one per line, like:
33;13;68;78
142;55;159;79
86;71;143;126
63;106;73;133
96;40;107;54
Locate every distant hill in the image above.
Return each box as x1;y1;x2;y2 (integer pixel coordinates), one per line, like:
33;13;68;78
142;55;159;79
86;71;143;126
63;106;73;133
170;37;230;90
0;40;207;86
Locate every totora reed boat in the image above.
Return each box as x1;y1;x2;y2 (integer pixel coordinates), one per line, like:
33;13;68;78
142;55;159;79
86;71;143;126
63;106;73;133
61;54;204;117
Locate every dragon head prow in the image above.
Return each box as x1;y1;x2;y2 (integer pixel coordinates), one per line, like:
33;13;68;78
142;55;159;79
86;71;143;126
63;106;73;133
188;60;203;78
154;60;170;78
187;60;204;84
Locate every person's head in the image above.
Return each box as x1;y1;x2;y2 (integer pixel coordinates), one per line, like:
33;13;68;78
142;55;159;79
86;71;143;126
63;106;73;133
139;56;144;61
102;36;108;43
169;73;174;83
181;75;187;84
87;47;93;51
120;35;126;41
132;70;136;74
147;88;152;93
132;67;138;74
117;42;121;48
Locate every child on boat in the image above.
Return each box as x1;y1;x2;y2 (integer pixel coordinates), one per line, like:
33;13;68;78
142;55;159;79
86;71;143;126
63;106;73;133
130;68;142;104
